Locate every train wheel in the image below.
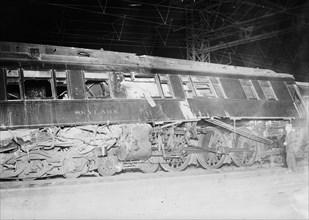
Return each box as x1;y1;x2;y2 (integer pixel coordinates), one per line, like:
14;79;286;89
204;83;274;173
63;158;88;178
197;126;226;169
138;157;159;173
159;133;192;172
230;134;258;167
98;155;120;176
159;154;192;172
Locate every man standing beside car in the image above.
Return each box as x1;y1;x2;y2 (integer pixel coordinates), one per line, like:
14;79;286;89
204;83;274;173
284;123;298;172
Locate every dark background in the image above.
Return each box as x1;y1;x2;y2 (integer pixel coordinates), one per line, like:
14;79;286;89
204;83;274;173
1;0;308;81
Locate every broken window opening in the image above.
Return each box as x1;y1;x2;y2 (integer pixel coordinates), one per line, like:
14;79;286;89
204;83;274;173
286;82;307;117
122;74;160;99
84;71;110;99
286;83;301;103
56;71;68;99
24;70;53;100
180;76;195;98
159;74;173;98
6;69;21;100
191;76;216;98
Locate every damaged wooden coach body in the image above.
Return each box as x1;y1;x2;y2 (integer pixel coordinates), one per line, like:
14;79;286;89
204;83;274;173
0;42;307;180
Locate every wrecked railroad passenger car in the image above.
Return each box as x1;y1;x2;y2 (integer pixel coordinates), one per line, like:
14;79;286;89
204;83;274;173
0;41;307;180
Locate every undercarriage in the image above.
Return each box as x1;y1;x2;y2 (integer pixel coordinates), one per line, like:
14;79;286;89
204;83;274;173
1;118;306;181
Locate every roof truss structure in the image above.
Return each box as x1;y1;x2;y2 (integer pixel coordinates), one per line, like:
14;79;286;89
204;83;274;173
0;0;308;81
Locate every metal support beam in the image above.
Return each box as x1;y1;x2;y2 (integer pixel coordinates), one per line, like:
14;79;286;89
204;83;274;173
185;1;211;62
199;26;305;53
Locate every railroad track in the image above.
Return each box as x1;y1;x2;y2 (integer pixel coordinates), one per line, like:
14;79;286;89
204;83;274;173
1;164;304;190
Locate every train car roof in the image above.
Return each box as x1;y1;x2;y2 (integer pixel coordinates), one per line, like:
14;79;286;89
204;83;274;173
0;41;294;79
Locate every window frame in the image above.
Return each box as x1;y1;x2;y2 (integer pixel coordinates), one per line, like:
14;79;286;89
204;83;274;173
258;80;277;100
120;73;162;99
158;74;174;98
4;68;73;101
23;69;54;100
5;68;22;101
55;70;69;99
83;71;112;99
180;75;196;98
210;77;226;99
181;75;226;99
239;79;259;100
285;81;307;117
285;82;301;102
191;76;217;98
